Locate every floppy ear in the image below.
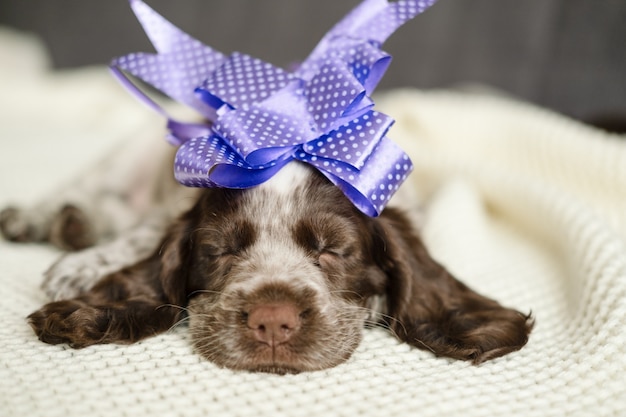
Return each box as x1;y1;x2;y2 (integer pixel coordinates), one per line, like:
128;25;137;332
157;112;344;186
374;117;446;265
373;208;533;364
28;210;197;348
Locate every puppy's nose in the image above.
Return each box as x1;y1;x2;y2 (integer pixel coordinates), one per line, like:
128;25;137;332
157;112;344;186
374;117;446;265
247;304;301;346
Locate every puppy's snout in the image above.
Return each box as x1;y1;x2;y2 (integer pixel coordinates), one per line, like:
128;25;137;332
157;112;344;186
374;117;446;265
247;303;301;346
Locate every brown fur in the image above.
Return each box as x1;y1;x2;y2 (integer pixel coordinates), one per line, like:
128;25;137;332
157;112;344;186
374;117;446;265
28;167;532;373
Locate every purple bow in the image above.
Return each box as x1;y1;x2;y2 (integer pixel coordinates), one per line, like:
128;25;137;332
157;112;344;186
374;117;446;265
110;0;438;216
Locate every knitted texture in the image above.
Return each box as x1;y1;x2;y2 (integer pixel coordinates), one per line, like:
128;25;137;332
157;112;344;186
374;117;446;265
1;29;625;417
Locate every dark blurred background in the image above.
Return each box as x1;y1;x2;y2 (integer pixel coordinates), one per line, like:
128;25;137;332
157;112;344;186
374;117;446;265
1;0;625;125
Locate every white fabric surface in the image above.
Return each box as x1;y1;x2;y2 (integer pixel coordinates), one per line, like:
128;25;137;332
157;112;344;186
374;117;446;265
1;28;625;417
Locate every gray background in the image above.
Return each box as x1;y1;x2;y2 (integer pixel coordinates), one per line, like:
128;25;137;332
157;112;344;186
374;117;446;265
1;0;625;123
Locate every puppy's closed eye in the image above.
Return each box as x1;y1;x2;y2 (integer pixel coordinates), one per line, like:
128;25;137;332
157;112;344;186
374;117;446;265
294;216;357;257
197;219;257;257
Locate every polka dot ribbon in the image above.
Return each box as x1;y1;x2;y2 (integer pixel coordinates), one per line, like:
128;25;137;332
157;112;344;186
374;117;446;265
110;0;438;216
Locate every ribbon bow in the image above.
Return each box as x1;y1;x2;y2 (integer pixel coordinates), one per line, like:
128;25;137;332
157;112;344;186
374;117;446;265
110;0;438;216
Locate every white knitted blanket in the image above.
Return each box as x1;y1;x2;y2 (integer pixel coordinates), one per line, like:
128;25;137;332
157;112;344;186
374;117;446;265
1;29;625;417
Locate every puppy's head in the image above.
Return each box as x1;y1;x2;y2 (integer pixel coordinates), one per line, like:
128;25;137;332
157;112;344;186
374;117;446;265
158;162;532;373
165;163;385;373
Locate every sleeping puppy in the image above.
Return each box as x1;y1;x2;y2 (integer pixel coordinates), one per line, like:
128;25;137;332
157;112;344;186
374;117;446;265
0;134;532;374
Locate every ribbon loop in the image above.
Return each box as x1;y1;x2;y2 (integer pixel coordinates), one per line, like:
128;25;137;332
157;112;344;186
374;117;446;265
304;58;373;132
303;110;394;170
215;106;312;165
196;52;295;112
112;45;225;120
112;0;439;216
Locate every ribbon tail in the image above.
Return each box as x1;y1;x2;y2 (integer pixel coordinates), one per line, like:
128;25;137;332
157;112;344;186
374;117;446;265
109;65;169;118
110;66;213;146
129;0;221;57
296;0;437;82
112;0;227;119
354;0;439;44
295;0;387;79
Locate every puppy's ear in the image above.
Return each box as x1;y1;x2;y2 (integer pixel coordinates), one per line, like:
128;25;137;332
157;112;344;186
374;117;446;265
372;208;533;364
156;214;196;306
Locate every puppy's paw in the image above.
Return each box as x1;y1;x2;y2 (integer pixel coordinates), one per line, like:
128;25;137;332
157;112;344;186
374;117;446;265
0;206;39;242
1;204;95;251
28;300;107;348
42;249;113;300
48;204;95;251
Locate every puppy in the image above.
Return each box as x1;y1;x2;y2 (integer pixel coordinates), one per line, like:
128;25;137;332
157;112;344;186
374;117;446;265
1;133;532;374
